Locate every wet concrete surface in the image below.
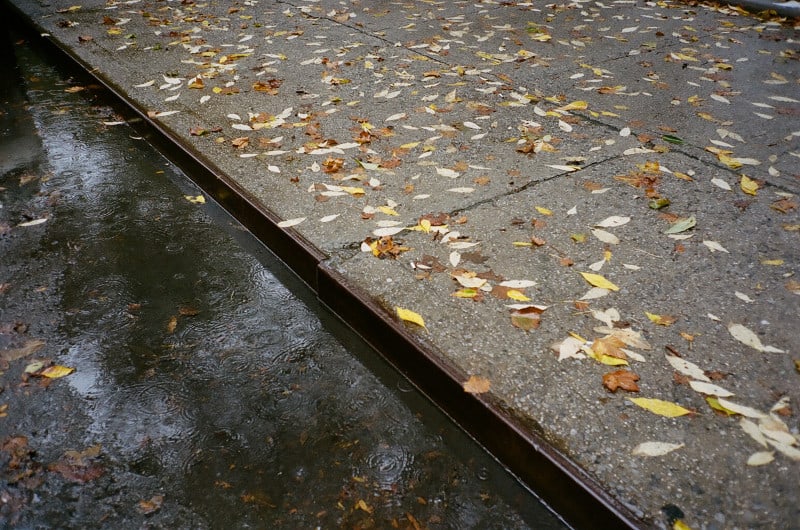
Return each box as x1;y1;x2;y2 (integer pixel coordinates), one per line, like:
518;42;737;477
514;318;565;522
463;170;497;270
0;30;565;529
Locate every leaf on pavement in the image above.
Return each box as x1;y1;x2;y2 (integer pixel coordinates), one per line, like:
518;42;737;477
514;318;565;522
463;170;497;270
510;305;547;331
396;307;426;328
728;323;785;353
595;215;630;228
664;216;696;234
629;397;692;417
632;441;684;456
746;452;774;466
463;375;491;394
665;355;710;382
740;175;759;195
580;272;619;291
646;312;677;326
688;380;734;397
602;370;640;392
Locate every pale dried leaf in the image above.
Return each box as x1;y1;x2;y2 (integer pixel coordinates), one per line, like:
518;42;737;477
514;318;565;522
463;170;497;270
632;441;684;456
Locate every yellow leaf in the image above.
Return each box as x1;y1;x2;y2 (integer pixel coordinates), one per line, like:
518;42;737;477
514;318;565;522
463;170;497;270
645;312;677;326
377;206;399;216
557;100;588;111
512;241;533;247
506;290;531;302
355;499;373;514
463;375;491;394
453;288;478;299
761;259;784;266
184;195;206;204
419;219;431;233
396;307;426;328
579;272;619;291
340;186;365;196
706;396;737;415
535;206;553;216
740;175;759;195
674;520;693;530
40;365;75;379
629;397;692;417
718;153;742;169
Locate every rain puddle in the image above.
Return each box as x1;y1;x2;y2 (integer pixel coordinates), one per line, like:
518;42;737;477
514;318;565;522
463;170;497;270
0;26;566;529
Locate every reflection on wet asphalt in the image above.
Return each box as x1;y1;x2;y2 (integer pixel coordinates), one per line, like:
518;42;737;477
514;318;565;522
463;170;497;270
0;29;565;529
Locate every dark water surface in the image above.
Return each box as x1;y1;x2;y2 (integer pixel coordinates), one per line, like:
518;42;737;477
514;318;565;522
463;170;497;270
0;27;565;529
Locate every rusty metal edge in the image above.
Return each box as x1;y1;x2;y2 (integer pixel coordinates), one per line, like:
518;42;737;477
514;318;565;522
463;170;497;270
317;264;645;530
5;4;648;528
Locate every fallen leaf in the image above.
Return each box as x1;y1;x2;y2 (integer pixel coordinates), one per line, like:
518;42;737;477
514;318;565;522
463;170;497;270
138;495;164;515
603;370;640;392
184;195;205;204
463;375;491;394
664;216;696;234
595;215;631;228
629;397;692;417
555;336;586;361
580;272;619;291
632;441;684;456
716;398;766;418
740;175;759;196
706;396;738;416
510;305;546;331
746;452;774;466
702;240;728;253
591;228;620;244
39;365;75;379
728;323;785;353
277;217;306;228
646;312;677;326
0;339;45;362
396;307;426;328
688;381;734;397
665;355;711;382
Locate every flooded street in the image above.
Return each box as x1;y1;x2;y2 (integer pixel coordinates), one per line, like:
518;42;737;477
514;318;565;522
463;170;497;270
0;28;564;529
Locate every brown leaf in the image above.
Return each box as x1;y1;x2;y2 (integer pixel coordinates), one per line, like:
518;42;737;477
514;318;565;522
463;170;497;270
771;198;797;214
231;137;249;149
591;335;627;359
252;78;282;94
510;306;545;331
463;375;491;394
137;495;164;514
0;339;45;362
166;316;178;334
602;370;640;393
321;157;344;174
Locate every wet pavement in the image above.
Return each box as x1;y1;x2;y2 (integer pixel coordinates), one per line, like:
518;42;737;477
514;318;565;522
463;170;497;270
0;27;565;529
3;0;800;528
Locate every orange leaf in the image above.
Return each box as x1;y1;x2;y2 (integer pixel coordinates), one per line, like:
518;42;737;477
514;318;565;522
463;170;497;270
463;375;491;394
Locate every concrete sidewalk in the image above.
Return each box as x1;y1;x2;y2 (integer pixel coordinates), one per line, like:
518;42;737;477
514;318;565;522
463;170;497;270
5;0;798;527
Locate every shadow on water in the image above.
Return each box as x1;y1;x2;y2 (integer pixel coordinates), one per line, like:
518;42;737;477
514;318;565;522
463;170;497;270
0;22;566;530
